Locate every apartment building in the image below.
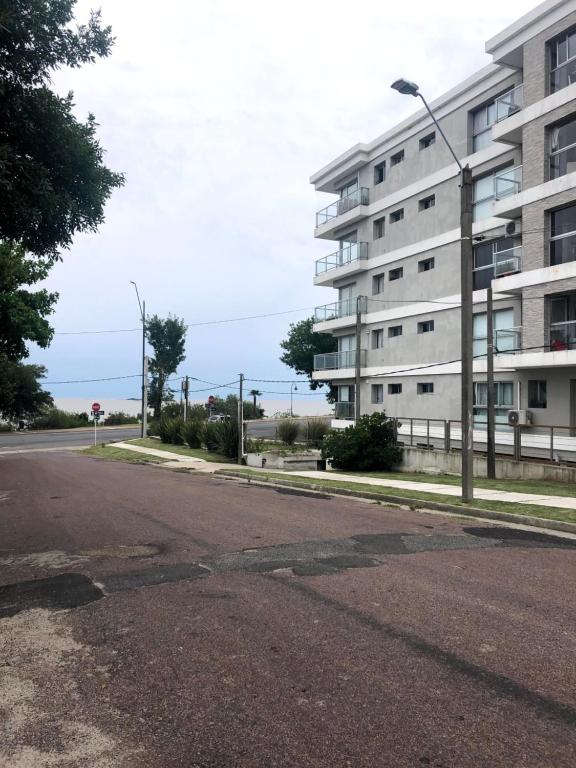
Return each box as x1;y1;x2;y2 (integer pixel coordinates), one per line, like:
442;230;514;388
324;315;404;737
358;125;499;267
310;0;576;430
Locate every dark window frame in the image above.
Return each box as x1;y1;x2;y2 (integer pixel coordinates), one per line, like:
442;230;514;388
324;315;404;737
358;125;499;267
418;257;435;272
390;149;405;166
528;380;547;409
419;132;436;150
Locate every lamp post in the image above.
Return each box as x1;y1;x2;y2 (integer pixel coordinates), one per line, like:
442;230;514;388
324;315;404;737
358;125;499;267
290;384;298;417
130;281;148;439
391;78;474;502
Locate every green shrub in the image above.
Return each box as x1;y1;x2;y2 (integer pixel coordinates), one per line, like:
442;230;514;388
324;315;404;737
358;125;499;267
277;418;300;446
104;411;139;426
147;419;160;437
215;419;239;459
183;419;204;449
305;417;329;448
245;437;265;453
321;412;402;472
203;422;220;452
158;415;184;445
0;422;13;432
32;408;89;430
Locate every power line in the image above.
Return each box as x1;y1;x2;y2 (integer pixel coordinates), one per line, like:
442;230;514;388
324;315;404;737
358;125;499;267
44;373;141;385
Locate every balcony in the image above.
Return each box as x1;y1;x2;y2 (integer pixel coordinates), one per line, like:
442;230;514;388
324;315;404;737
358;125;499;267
314;296;367;323
494;244;522;276
314;188;370;238
315;242;368;276
551;58;576;94
495;84;523;122
550;320;576;351
492;166;523;219
314;349;366;371
473;327;522;359
335;402;354;420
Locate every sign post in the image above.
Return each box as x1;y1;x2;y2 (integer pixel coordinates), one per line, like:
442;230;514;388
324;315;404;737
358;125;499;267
91;402;101;446
208;395;215;417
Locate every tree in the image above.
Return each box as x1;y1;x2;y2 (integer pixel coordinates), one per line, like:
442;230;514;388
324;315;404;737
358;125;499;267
146;315;187;418
322;413;403;472
249;389;262;418
0;357;53;421
0;242;58;360
0;1;124;261
280;317;338;400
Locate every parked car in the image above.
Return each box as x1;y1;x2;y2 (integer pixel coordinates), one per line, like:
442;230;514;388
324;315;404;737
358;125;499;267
207;414;230;423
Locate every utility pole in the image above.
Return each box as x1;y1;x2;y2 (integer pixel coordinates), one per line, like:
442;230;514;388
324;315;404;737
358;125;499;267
486;285;496;479
460;166;474;502
355;295;363;422
238;373;244;464
130;282;147;439
183;375;189;421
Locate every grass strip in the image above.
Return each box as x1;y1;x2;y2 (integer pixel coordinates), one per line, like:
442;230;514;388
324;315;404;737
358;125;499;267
82;445;168;464
128;437;232;463
220;469;576;525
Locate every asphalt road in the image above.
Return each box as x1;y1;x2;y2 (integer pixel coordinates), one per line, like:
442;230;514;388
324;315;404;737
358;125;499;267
0;425;140;451
1;452;575;766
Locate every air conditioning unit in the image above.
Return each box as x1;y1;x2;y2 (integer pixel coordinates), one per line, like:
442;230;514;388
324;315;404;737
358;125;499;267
507;409;533;427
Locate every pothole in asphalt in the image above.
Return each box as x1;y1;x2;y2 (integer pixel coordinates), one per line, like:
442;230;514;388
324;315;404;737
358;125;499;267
0;573;104;618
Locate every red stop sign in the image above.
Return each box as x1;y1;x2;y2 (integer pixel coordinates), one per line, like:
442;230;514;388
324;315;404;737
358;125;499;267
208;396;215;405
92;402;101;412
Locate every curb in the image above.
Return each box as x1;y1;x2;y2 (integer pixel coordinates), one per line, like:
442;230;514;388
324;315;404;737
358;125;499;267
215;470;576;536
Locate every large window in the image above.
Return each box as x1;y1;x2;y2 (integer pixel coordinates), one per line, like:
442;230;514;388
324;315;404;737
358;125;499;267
472;100;497;152
371;384;384;404
371;329;384;349
550;293;576;350
550;205;576;265
372;273;385;295
473;381;514;426
338;179;358;198
550;117;576;178
528;380;547;409
550;28;576;93
473;308;516;357
473;237;520;290
374;161;386;185
473;165;518;222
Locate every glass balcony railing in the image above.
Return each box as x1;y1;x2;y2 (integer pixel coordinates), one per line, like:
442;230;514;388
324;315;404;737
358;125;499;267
335;402;354;419
473;327;522;358
495;84;524;122
315;242;368;275
494;245;522;276
313;349;366;371
550;320;576;351
551;58;576;93
315;187;369;227
314;295;367;322
494;166;522;200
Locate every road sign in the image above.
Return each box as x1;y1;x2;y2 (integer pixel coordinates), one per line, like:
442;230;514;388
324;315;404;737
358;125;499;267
97;410;105;416
208;395;215;405
92;402;101;412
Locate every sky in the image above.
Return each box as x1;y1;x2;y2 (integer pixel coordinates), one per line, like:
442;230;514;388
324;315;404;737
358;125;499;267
33;0;532;413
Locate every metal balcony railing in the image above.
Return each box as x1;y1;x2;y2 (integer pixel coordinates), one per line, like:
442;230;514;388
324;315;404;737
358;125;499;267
314;295;367;322
551;58;576;93
495;84;524;122
494;245;522;276
550;320;576;351
494;166;522;200
315;242;368;275
315;187;369;227
314;349;366;371
335;402;354;419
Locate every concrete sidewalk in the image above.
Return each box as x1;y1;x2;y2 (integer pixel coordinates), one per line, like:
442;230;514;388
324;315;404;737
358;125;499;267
109;442;576;511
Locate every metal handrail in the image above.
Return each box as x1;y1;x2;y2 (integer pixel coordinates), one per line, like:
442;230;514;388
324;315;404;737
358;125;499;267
494;166;522;199
315;187;370;227
315;242;368;275
495;84;523;122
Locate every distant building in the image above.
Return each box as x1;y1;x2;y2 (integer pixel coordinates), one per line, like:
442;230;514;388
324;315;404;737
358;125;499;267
310;0;576;430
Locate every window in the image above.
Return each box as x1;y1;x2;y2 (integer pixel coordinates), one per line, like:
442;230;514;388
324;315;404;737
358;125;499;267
550;293;576;350
419;194;435;211
550;28;576;93
372;273;385;295
550;117;576;178
338;179;358;199
371;329;384;349
391;150;404;166
473;381;514;426
418;319;434;333
473;308;515;357
550;205;576;265
417;382;434;394
373;217;385;239
473;237;519;290
389;267;403;281
472;100;497;152
473;166;513;221
388;383;402;395
419;132;435;150
374;161;386;185
528;380;547;409
418;257;435;272
371;384;384;404
388;325;402;337
390;208;404;223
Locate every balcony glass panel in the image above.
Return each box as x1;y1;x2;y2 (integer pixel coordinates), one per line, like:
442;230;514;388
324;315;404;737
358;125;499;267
335;402;355;419
315;242;368;275
494;166;522;199
315;187;370;227
550;320;576;350
550;57;576;93
495;84;523;122
313;350;366;370
314;296;366;322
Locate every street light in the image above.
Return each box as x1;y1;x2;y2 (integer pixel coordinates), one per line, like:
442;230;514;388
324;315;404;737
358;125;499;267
130;281;148;439
290;384;298;417
391;78;474;502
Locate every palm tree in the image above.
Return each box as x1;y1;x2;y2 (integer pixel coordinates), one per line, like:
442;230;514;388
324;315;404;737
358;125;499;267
249;389;262;419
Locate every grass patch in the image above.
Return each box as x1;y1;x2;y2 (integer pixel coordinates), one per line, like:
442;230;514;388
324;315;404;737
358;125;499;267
221;469;576;524
82;445;168;464
129;437;231;463
337;469;576;499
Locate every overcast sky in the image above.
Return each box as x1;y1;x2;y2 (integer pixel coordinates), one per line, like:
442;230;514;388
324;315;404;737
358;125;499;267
34;0;531;411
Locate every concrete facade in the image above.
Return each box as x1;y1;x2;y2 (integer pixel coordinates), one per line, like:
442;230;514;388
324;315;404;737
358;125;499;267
310;0;576;431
